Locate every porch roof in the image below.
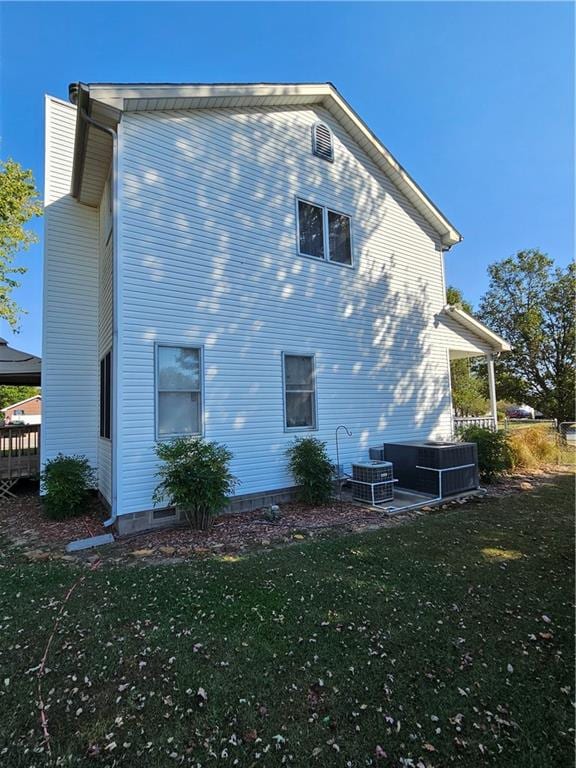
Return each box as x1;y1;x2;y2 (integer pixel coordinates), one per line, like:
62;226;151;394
442;305;512;359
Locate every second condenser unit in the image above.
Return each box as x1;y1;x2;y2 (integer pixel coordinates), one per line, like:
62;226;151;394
351;461;395;504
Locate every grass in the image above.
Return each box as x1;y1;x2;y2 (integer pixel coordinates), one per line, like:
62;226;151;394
0;472;574;767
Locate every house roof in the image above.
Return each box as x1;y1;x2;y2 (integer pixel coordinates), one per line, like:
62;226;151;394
443;305;512;353
1;394;42;413
69;81;462;247
0;338;42;385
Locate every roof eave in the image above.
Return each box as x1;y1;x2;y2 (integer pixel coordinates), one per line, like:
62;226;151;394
69;81;462;244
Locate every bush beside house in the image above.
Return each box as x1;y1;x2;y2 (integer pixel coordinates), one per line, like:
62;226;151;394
40;454;95;520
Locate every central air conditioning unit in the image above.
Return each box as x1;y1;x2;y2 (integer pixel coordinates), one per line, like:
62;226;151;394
351;461;395;505
381;441;479;497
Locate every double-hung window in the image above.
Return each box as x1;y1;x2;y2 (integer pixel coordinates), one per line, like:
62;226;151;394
156;345;202;438
297;199;352;266
283;354;317;430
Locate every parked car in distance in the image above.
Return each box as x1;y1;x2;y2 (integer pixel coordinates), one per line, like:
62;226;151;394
506;405;535;419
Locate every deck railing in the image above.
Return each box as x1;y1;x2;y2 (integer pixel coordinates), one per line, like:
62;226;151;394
0;424;41;481
453;416;496;433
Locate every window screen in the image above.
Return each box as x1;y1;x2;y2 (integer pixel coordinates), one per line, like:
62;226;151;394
298;201;325;259
157;346;202;438
284;354;316;429
328;210;352;265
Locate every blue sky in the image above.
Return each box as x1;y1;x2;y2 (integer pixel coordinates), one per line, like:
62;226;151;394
0;1;573;356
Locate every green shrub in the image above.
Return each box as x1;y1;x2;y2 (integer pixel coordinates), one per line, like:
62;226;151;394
458;426;512;483
153;437;238;530
286;436;334;505
40;454;95;520
508;426;559;469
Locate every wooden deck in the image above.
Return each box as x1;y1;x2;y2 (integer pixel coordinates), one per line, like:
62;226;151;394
0;425;40;493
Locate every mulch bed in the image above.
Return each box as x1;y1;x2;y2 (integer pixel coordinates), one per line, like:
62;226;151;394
0;485;107;550
113;499;424;558
0;466;571;565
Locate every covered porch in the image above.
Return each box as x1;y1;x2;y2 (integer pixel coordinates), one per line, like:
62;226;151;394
441;304;512;434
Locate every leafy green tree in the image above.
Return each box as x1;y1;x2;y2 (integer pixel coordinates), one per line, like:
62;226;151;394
0;159;42;329
446;286;489;417
478;249;575;423
446;285;473;314
0;385;40;412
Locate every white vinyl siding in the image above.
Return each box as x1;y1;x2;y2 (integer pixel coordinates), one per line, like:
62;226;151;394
115;104;456;515
42;97;99;475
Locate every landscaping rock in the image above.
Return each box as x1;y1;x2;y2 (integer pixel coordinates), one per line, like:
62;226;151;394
24;549;50;561
130;548;155;558
159;545;176;556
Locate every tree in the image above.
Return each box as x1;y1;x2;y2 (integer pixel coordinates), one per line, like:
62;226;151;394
0;385;40;412
478;249;575;424
446;285;473;314
446;285;489;417
0;159;42;329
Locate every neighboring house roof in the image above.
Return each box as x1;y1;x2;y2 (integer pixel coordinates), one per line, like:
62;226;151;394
0;338;42;385
68;81;462;248
1;394;42;413
443;305;512;353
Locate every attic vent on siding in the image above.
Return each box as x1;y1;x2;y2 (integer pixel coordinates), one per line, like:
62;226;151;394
312;122;334;161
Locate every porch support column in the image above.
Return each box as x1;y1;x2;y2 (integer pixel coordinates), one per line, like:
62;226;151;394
486;353;498;430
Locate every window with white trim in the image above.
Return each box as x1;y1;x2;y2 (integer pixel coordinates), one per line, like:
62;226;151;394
156;346;202;438
297;199;352;266
283;354;317;430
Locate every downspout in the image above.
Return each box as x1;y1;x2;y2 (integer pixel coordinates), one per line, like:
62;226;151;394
71;92;120;528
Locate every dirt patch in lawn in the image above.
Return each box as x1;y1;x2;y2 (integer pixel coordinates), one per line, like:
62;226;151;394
1;466;572;566
483;463;574;496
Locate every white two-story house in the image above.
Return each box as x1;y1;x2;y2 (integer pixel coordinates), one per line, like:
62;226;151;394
43;82;510;534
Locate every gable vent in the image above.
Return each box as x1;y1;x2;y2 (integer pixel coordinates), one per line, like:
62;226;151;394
312;122;334;161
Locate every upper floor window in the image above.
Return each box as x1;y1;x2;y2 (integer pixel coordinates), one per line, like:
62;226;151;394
297;199;353;266
312;122;334;162
156;345;202;438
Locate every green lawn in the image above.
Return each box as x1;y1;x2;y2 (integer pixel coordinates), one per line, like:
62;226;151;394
1;473;574;767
